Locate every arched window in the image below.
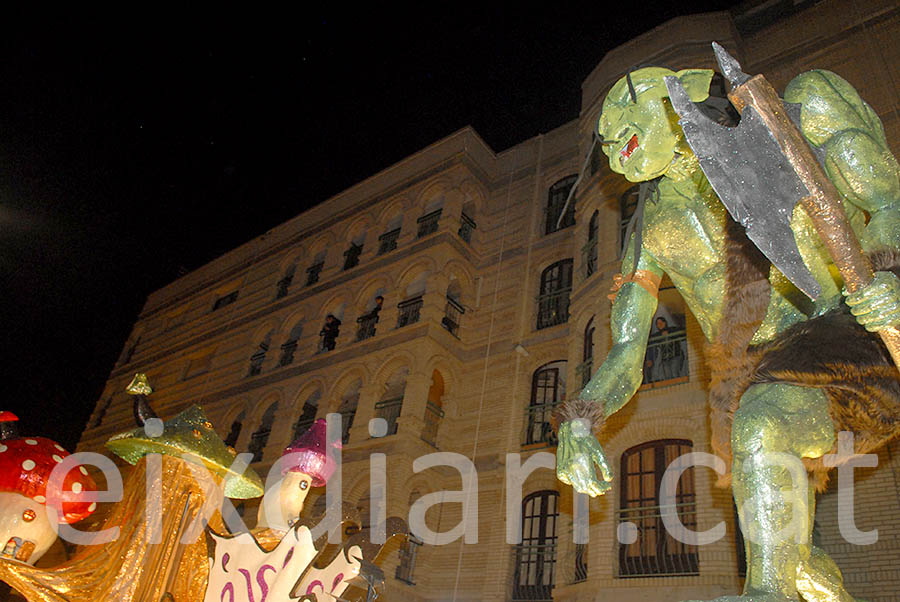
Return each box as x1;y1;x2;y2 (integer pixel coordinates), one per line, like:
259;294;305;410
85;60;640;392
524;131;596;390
584;210;599;278
525;361;566;446
459;201;476;244
513;490;559;600
248;402;278;463
442;281;464;337
619;186;640;258
224;410;245;449
378;215;402;255
546;175;577;234
279;322;304;366
536;260;573;330
422;370;445;447
343;233;365;271
293;391;320;439
618;440;698;577
579;318;595;389
276;262;296;299
375;369;408;436
248;330;273;376
337;383;361;444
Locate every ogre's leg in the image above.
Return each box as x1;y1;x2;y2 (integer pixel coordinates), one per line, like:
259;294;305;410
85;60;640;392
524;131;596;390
731;383;834;601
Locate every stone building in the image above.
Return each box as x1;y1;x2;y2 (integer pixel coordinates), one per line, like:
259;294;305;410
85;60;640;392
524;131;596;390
76;1;900;600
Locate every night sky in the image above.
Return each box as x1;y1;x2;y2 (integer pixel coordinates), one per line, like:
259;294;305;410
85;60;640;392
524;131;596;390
1;6;741;450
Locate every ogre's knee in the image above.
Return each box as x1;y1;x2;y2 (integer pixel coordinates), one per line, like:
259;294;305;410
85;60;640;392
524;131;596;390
732;384;834;460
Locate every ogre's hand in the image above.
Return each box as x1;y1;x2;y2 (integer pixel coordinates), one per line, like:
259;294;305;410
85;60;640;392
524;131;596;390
844;270;900;332
556;418;613;497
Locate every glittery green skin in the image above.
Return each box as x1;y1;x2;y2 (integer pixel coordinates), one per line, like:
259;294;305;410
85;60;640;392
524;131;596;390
558;68;900;601
106;406;264;500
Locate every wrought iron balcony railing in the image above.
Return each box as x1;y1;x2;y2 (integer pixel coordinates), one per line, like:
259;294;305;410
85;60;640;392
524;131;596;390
377;228;400;255
374;397;402;436
536;289;571;330
512;542;557;601
616;501;699;577
416;209;442;238
458;213;476;244
397;297;423;328
642;329;688;386
421;401;444;447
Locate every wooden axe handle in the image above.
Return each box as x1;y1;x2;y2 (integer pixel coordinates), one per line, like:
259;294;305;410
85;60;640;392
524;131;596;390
728;74;900;369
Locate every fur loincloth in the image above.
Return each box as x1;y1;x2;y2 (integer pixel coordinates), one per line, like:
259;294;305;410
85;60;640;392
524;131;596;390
707;218;900;492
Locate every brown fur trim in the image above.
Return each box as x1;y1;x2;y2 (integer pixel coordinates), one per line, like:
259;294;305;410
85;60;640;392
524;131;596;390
708;229;900;492
554;398;606;434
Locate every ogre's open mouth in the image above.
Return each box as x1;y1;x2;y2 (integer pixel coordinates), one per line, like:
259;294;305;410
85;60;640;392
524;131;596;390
620;134;639;161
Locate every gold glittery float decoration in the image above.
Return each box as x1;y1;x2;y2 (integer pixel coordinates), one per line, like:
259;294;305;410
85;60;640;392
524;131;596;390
0;454;228;601
106;405;263;499
125;373;153;396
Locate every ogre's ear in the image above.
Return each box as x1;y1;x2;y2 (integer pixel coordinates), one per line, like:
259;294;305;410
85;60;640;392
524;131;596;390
675;69;714;103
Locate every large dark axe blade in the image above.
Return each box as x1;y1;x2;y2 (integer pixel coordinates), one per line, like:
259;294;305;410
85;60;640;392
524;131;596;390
664;75;821;300
667;42;900;370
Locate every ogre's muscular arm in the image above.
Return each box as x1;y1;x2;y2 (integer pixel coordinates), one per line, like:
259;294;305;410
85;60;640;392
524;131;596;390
581;238;663;417
786;70;900;251
787;70;900;331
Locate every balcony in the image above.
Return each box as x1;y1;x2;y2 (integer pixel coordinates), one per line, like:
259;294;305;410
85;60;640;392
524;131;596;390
275;274;293;299
512;543;556;601
641;329;688;387
573;543;587;584
523;402;559;447
458;213;476;244
305;262;324;286
374;397;402;436
278;341;298;366
377;228;400;255
356;313;379;341
397;297;423;328
617;502;699;577
536;289;571;330
416;209;442;238
441;297;464;337
421;401;444;447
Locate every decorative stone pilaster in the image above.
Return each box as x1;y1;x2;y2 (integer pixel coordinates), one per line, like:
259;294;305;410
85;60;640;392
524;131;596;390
347;383;384;443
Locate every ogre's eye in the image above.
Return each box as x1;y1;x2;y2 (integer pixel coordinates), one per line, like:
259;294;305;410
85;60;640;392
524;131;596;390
22;509;35;522
299;480;309;491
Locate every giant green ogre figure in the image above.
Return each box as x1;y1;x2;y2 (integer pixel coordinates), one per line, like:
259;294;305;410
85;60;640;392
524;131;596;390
555;66;900;602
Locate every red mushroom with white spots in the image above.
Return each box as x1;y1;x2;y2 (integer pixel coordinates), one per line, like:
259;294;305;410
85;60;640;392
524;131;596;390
0;411;97;564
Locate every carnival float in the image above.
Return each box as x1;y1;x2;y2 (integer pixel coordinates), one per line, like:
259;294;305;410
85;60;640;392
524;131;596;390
0;375;406;601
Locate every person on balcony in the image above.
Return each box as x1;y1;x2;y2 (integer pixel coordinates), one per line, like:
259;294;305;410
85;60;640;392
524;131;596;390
319;314;341;351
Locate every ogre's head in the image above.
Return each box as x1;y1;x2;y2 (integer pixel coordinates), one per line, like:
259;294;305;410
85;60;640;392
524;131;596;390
599;67;713;182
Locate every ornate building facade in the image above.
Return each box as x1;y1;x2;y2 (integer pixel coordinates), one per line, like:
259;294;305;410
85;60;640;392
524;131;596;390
78;1;900;600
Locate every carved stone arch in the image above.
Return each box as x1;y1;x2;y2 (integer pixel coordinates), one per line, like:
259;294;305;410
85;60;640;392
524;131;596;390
293;378;326;411
354;274;394;311
307;231;336;262
421;355;460;400
416;177;452;209
340;212;376;245
375;197;409;231
573;308;596;336
441;259;476;302
313;288;354;322
252;388;284;420
345;471;373;508
605;417;700;461
220;398;252;433
373;352;417;387
278;308;307;339
278;246;306;273
458;178;487;216
326;365;371;407
249;318;281;346
396;257;438;296
520;462;562;495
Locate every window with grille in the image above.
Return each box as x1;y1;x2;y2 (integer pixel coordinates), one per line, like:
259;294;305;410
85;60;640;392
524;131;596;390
513;491;559;601
377;228;400;255
578;318;595;389
441;296;464;337
619;186;640;258
458;213;476;244
248;403;278;463
618;440;698;577
224;410;245;449
343;242;363;270
417;209;442;238
546;175;576;235
583;211;599;278
276;264;296;299
305;262;324;286
397;297;423;328
213;291;238;311
396;535;422;585
536;260;573;330
524;361;565;446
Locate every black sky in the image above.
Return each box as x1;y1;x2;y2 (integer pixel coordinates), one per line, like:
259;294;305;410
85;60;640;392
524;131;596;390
0;5;741;449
